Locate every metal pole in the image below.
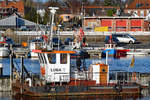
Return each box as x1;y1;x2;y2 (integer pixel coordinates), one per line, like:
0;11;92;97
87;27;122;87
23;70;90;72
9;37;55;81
48;7;59;49
49;12;54;48
106;51;108;65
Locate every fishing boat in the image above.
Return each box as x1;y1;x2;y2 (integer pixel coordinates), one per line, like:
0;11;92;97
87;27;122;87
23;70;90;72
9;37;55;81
102;35;130;58
11;49;141;96
0;45;10;58
0;35;10;58
11;7;141;97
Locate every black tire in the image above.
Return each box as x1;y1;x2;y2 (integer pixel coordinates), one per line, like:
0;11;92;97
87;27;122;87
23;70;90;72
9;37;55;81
129;41;133;44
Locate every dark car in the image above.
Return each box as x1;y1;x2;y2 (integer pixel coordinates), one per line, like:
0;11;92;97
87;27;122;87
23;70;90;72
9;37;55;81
5;38;15;45
52;37;62;46
64;38;73;45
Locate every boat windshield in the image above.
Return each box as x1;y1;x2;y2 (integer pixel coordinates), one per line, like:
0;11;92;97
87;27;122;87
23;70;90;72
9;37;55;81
60;54;67;64
48;53;56;64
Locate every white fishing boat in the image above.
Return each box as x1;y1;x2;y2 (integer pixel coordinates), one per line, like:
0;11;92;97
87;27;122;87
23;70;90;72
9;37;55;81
127;50;148;56
0;36;10;58
0;45;10;58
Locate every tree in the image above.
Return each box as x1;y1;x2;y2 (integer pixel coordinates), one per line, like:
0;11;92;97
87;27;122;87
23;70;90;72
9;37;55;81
106;8;116;16
104;0;111;6
24;7;38;23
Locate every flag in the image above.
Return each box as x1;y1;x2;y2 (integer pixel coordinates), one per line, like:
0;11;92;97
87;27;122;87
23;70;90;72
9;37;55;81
130;55;135;67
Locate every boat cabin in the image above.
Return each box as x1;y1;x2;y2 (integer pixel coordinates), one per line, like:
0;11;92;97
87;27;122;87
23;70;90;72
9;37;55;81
88;63;109;85
35;50;76;83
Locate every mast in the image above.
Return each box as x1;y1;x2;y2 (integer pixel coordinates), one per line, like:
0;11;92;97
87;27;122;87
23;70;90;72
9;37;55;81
48;7;59;49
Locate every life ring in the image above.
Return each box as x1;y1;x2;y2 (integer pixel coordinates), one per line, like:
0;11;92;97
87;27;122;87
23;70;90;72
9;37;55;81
114;85;122;92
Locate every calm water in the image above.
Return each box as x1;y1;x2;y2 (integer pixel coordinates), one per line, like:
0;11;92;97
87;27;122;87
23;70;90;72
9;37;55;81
1;55;150;100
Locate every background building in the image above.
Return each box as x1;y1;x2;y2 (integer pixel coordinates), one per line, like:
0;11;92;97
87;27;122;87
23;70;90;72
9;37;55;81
0;0;24;19
84;16;147;32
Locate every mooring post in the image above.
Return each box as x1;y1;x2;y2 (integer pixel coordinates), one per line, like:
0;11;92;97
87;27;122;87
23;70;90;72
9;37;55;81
10;54;13;94
21;56;24;94
0;63;3;76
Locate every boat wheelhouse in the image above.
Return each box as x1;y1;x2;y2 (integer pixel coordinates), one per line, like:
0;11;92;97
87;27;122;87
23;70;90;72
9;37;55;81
34;50;76;83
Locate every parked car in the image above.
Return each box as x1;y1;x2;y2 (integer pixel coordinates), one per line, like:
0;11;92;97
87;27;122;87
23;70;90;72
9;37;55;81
52;37;62;46
64;38;73;45
112;33;137;44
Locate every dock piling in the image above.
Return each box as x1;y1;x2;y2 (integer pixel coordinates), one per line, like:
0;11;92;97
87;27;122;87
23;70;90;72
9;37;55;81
0;63;3;76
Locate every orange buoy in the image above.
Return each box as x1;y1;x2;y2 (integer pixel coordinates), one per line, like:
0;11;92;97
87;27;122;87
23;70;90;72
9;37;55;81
22;42;27;47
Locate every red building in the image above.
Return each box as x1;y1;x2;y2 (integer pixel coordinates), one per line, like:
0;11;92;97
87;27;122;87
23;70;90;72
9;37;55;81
83;16;147;32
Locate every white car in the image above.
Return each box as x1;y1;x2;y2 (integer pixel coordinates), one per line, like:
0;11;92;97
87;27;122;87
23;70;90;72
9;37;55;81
112;34;137;44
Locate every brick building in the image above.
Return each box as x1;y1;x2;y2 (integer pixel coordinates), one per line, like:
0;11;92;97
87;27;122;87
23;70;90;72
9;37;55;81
0;0;24;19
124;0;150;17
83;16;148;31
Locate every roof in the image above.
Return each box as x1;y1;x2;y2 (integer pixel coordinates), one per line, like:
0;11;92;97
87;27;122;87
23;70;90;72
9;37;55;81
125;0;150;9
0;15;36;26
84;6;120;9
0;0;24;16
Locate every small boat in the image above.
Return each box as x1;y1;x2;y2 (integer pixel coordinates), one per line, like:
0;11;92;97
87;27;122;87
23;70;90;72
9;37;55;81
127;50;148;56
0;45;10;58
102;35;130;58
0;36;11;58
127;51;147;55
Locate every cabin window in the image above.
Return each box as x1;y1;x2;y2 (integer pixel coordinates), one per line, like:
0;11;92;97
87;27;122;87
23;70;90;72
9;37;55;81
60;54;67;64
48;53;56;64
109;72;115;80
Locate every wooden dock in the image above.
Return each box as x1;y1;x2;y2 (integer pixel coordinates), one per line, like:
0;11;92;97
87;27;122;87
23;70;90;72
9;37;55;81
84;47;102;59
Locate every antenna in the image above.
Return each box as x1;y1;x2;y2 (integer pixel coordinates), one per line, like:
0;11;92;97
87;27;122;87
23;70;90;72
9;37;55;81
48;7;59;49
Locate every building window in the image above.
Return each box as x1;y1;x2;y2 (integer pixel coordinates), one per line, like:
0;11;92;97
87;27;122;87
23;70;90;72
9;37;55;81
128;10;131;14
134;10;138;14
131;27;141;29
48;53;56;64
140;10;144;16
116;27;126;29
147;10;150;16
60;54;67;64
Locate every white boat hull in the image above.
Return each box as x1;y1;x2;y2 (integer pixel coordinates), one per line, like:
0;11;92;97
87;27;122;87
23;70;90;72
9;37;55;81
127;51;147;55
0;47;10;58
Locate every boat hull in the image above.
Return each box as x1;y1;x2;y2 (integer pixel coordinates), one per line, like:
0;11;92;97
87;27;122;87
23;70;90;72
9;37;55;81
102;49;116;57
0;47;10;58
12;82;141;97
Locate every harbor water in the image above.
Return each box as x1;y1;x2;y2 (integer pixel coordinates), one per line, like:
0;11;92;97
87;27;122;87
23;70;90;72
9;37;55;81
1;55;150;100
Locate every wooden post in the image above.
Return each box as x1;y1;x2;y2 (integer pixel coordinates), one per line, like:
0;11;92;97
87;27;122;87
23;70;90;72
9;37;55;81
20;56;24;94
0;63;3;76
10;54;13;93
